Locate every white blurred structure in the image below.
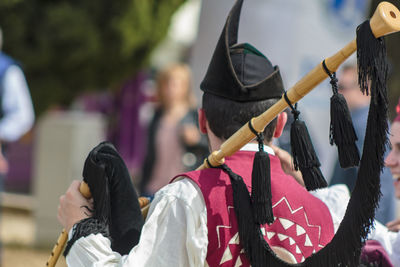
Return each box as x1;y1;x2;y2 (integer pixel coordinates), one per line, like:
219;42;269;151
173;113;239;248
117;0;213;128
150;0;202;69
33;111;106;246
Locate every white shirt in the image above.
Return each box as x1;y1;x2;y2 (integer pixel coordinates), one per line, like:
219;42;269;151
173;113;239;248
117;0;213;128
311;185;400;266
0;65;34;141
67;144;400;266
68;178;208;267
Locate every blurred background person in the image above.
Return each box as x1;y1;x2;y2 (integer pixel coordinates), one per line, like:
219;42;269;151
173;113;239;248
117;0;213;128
384;99;400;233
329;64;396;225
0;26;35;264
139;63;208;197
0;27;34;181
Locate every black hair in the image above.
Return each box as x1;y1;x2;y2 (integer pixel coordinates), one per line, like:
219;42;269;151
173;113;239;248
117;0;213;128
202;92;279;142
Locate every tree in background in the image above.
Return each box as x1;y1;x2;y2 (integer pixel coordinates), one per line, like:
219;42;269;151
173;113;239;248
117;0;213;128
0;0;186;115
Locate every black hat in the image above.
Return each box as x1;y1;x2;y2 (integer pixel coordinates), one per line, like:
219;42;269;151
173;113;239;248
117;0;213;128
200;0;284;102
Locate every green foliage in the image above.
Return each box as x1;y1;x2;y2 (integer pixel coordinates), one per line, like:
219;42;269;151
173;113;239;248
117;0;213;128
0;0;186;115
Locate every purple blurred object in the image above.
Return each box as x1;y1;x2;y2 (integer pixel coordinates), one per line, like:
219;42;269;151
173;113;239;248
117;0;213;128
75;72;149;176
361;240;394;267
5;138;33;193
78;92;114;114
108;72;148;174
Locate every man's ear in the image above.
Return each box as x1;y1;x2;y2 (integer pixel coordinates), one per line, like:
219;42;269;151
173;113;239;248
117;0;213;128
273;112;288;138
198;108;208;134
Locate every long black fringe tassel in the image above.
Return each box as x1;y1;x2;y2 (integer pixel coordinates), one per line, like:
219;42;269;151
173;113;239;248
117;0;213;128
322;60;360;168
284;93;327;191
357;21;388;97
217;165;254;257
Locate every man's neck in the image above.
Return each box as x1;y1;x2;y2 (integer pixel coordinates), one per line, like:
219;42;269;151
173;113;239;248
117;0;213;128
209;137;272;152
240;143;275;155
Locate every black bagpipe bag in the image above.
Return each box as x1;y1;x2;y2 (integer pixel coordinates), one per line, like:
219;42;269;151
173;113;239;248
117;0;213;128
65;141;144;256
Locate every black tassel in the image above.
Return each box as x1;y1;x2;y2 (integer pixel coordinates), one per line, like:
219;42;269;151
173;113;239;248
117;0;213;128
330;93;360;168
357;21;388;98
218;164;275;266
218;164;254;255
284;93;327;191
251;151;273;225
322;60;360;168
248;121;274;225
356;21;388;234
356;18;388;228
290;119;327;191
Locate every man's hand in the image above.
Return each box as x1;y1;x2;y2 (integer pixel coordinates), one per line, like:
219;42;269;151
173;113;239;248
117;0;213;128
386;219;400;232
58;180;93;232
271;145;305;187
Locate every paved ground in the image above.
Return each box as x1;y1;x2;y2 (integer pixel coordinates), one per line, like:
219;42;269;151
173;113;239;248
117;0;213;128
1;208;66;267
3;246;66;267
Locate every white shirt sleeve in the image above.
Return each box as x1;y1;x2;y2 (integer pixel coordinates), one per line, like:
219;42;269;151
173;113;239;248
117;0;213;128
310;184;350;232
67;178;209;267
0;65;34;141
368;220;400;266
311;184;400;265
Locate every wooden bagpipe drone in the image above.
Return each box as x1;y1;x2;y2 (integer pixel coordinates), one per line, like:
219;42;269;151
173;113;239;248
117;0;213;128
47;1;400;266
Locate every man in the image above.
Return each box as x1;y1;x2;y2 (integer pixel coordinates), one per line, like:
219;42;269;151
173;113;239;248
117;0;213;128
384;100;400;233
330;64;396;225
0;25;35;265
58;0;336;265
0;27;35;176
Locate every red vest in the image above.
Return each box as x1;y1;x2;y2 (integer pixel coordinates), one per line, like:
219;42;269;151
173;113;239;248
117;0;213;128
174;151;334;266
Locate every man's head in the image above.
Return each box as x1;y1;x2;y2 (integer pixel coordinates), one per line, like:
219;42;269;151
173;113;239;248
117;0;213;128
156;63;194;109
199;93;287;150
198;0;286;150
338;64;370;111
385;102;400;198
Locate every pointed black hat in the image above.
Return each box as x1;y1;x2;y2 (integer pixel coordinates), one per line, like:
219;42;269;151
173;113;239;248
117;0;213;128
200;0;284;101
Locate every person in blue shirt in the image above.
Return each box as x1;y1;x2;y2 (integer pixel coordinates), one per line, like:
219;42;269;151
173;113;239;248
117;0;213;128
0;26;35;264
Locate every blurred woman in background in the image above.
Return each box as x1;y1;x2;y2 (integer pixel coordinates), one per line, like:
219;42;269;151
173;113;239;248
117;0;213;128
140;63;208;197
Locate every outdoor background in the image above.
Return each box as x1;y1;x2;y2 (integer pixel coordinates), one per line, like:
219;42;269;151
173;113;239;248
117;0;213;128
0;0;400;266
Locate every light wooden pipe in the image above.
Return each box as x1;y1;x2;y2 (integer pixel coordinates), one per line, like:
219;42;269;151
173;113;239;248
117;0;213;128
198;1;400;171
